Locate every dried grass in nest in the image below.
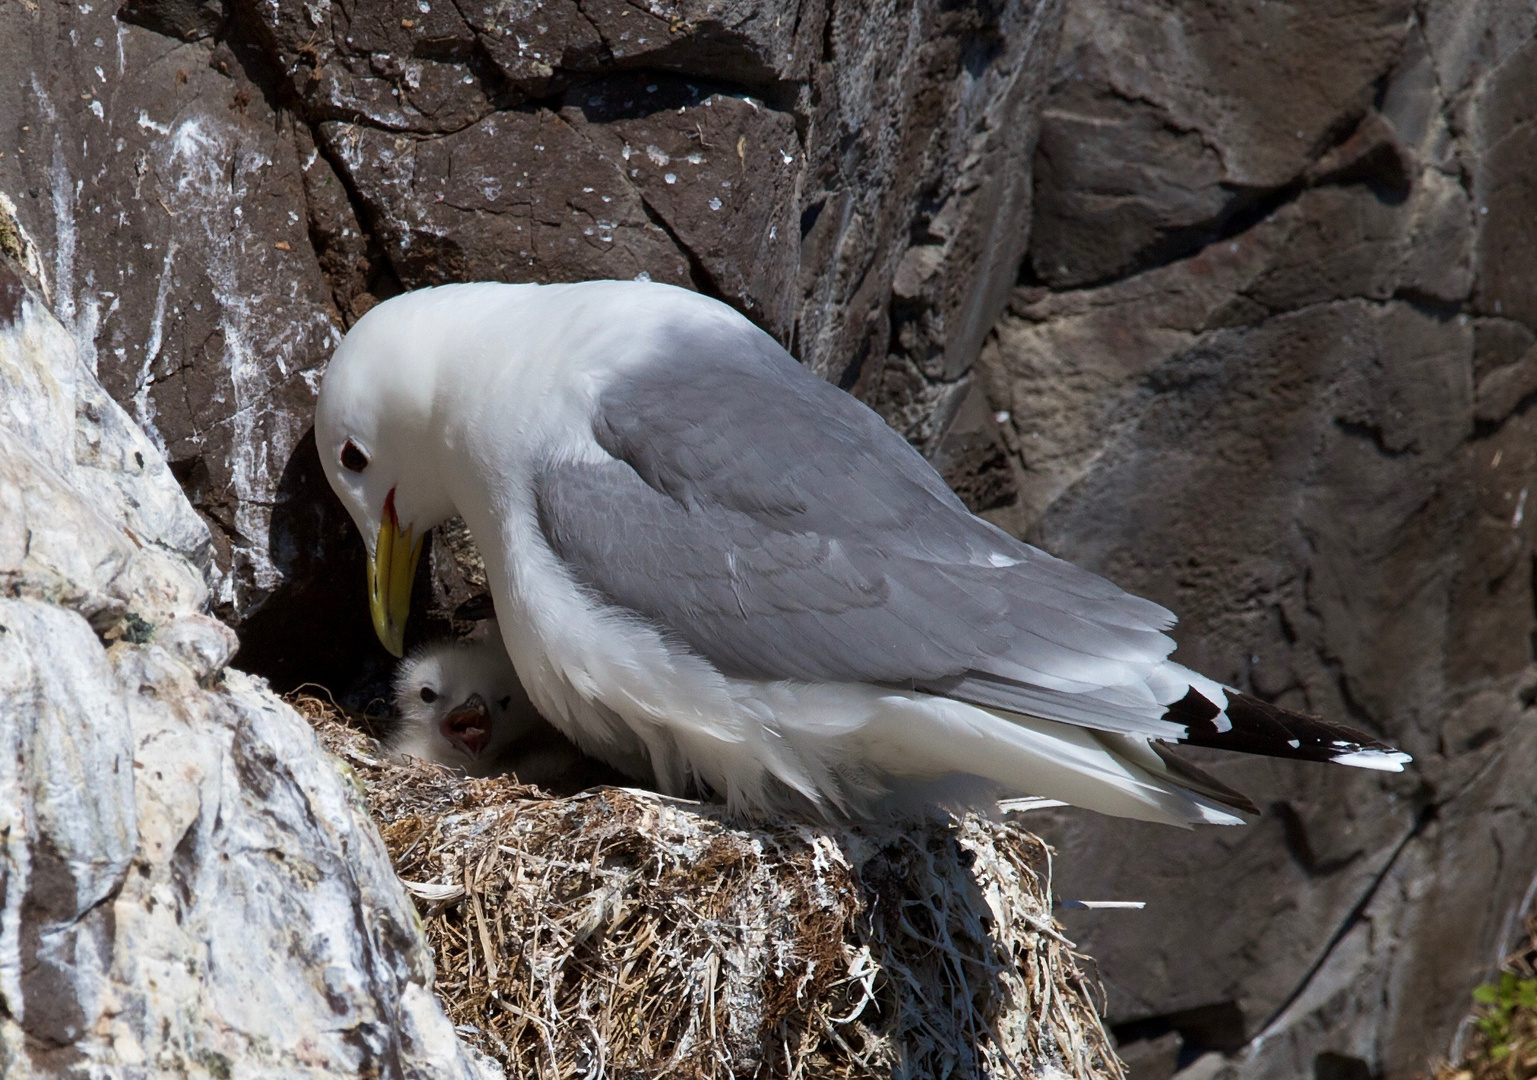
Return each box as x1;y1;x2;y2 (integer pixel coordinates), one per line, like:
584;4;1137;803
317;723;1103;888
292;692;1124;1080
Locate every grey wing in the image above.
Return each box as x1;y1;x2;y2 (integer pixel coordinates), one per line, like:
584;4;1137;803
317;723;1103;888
532;321;1193;743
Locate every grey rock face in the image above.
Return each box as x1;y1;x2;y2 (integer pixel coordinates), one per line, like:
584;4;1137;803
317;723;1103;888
0;261;497;1076
1027;0;1415;290
11;0;1532;1076
0;0;1058;695
980;3;1537;1077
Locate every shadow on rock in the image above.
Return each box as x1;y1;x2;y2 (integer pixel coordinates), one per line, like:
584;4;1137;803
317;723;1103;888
233;427;438;706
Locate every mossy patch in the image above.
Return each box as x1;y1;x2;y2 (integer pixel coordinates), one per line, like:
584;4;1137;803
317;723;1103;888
1435;913;1537;1080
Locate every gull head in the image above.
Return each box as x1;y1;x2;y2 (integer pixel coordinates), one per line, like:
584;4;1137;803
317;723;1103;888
316;290;461;656
317;278;746;656
391;636;539;773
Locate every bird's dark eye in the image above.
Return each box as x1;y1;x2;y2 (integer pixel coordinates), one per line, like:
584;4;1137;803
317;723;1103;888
341;439;369;473
420;686;438;703
498;696;512;710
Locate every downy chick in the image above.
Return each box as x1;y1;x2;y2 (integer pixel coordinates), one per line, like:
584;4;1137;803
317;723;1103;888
390;632;619;791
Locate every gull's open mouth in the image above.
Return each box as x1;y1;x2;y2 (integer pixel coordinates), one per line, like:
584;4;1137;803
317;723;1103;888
441;694;491;757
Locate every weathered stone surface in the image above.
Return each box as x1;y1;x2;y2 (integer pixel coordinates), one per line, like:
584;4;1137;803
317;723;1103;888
980;4;1537;1077
1;0;1057;699
1453;8;1537;332
1027;0;1415;289
0;262;497;1076
316;108;695;291
0;7;344;626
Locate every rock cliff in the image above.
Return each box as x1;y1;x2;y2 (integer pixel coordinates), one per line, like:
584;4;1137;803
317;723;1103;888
978;2;1537;1077
0;256;498;1075
0;0;1058;696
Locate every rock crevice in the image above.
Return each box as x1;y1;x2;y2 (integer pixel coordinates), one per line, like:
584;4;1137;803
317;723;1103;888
0;255;498;1078
980;3;1537;1075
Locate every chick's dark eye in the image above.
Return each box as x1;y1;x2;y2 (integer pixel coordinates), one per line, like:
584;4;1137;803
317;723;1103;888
498;696;512;710
419;686;438;703
341;439;369;473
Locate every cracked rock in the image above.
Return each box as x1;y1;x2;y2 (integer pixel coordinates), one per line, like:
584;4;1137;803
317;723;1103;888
0;255;497;1076
982;3;1537;1077
1027;0;1415;289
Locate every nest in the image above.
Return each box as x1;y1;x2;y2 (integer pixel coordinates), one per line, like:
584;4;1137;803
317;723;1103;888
295;693;1123;1079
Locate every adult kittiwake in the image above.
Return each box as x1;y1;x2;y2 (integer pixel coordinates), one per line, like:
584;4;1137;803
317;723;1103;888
316;280;1411;825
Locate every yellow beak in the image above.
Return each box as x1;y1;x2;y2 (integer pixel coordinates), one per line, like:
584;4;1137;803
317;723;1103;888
367;493;423;658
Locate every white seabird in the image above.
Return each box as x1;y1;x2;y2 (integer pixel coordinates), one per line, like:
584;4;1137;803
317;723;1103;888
316;280;1411;824
390;630;620;789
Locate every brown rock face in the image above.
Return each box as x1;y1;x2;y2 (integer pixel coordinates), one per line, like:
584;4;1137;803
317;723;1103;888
0;0;1057;696
979;2;1537;1077
1027;0;1416;290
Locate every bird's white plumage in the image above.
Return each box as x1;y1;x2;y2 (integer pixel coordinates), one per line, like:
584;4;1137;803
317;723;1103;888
317;280;1408;825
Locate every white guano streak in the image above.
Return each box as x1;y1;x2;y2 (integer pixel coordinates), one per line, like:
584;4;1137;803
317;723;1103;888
134;241;178;451
0;690;30;1025
172;119;278;590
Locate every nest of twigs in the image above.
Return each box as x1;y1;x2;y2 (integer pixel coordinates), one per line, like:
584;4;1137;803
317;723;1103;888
294;693;1123;1079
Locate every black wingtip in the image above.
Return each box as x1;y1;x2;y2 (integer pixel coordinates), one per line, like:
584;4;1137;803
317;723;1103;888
1163;689;1411;772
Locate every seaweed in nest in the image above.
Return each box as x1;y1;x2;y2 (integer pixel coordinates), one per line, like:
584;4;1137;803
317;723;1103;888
292;691;1125;1079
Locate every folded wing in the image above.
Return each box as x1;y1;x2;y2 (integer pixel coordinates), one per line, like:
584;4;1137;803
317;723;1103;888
533;320;1407;774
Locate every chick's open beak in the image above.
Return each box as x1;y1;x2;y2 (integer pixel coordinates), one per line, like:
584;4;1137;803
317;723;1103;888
441;694;492;757
367;488;423;658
